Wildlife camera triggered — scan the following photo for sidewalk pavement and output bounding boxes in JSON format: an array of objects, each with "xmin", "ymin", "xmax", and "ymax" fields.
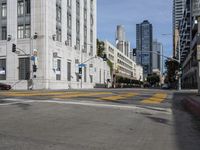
[{"xmin": 183, "ymin": 93, "xmax": 200, "ymax": 117}]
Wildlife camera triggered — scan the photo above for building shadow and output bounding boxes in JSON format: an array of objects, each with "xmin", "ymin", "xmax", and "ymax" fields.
[{"xmin": 172, "ymin": 92, "xmax": 200, "ymax": 150}]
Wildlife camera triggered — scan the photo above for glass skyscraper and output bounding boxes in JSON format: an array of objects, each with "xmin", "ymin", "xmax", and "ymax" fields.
[{"xmin": 136, "ymin": 20, "xmax": 153, "ymax": 79}]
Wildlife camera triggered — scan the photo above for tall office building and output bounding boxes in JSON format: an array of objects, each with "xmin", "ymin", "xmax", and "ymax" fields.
[
  {"xmin": 116, "ymin": 25, "xmax": 130, "ymax": 57},
  {"xmin": 136, "ymin": 20, "xmax": 153, "ymax": 79},
  {"xmin": 0, "ymin": 0, "xmax": 111, "ymax": 90},
  {"xmin": 173, "ymin": 0, "xmax": 186, "ymax": 57},
  {"xmin": 152, "ymin": 40, "xmax": 162, "ymax": 73}
]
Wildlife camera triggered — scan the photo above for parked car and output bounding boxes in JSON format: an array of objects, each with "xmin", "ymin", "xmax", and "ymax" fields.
[
  {"xmin": 0, "ymin": 83, "xmax": 11, "ymax": 90},
  {"xmin": 161, "ymin": 84, "xmax": 170, "ymax": 89}
]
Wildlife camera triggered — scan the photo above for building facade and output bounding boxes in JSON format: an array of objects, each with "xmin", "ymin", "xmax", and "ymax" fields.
[
  {"xmin": 104, "ymin": 40, "xmax": 143, "ymax": 82},
  {"xmin": 136, "ymin": 20, "xmax": 153, "ymax": 79},
  {"xmin": 180, "ymin": 0, "xmax": 198, "ymax": 89},
  {"xmin": 0, "ymin": 0, "xmax": 111, "ymax": 90},
  {"xmin": 173, "ymin": 0, "xmax": 186, "ymax": 57}
]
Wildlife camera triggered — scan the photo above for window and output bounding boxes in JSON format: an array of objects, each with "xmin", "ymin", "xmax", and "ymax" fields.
[
  {"xmin": 67, "ymin": 62, "xmax": 71, "ymax": 81},
  {"xmin": 67, "ymin": 0, "xmax": 71, "ymax": 8},
  {"xmin": 56, "ymin": 5, "xmax": 61, "ymax": 23},
  {"xmin": 90, "ymin": 29, "xmax": 93, "ymax": 43},
  {"xmin": 18, "ymin": 25, "xmax": 24, "ymax": 39},
  {"xmin": 76, "ymin": 20, "xmax": 80, "ymax": 34},
  {"xmin": 56, "ymin": 28, "xmax": 62, "ymax": 42},
  {"xmin": 18, "ymin": 1, "xmax": 24, "ymax": 16},
  {"xmin": 67, "ymin": 33, "xmax": 72, "ymax": 46},
  {"xmin": 19, "ymin": 58, "xmax": 30, "ymax": 80},
  {"xmin": 76, "ymin": 0, "xmax": 80, "ymax": 16},
  {"xmin": 56, "ymin": 59, "xmax": 61, "ymax": 80},
  {"xmin": 90, "ymin": 14, "xmax": 94, "ymax": 26},
  {"xmin": 25, "ymin": 25, "xmax": 30, "ymax": 38},
  {"xmin": 25, "ymin": 0, "xmax": 30, "ymax": 14},
  {"xmin": 2, "ymin": 27, "xmax": 7, "ymax": 40},
  {"xmin": 84, "ymin": 26, "xmax": 87, "ymax": 38},
  {"xmin": 0, "ymin": 59, "xmax": 6, "ymax": 80},
  {"xmin": 1, "ymin": 3, "xmax": 7, "ymax": 18},
  {"xmin": 76, "ymin": 38, "xmax": 80, "ymax": 50},
  {"xmin": 67, "ymin": 12, "xmax": 72, "ymax": 28}
]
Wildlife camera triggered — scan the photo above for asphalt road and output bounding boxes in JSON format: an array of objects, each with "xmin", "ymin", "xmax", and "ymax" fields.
[{"xmin": 0, "ymin": 89, "xmax": 200, "ymax": 150}]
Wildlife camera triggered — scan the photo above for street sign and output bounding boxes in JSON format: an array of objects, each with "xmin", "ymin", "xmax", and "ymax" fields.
[
  {"xmin": 0, "ymin": 70, "xmax": 5, "ymax": 75},
  {"xmin": 78, "ymin": 63, "xmax": 86, "ymax": 67},
  {"xmin": 192, "ymin": 0, "xmax": 200, "ymax": 17}
]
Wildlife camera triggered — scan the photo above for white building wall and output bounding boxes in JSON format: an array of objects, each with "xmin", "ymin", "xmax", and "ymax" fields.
[
  {"xmin": 104, "ymin": 41, "xmax": 141, "ymax": 79},
  {"xmin": 0, "ymin": 0, "xmax": 110, "ymax": 90}
]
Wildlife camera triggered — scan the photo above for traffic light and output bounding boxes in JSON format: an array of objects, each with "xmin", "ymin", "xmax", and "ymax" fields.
[
  {"xmin": 33, "ymin": 64, "xmax": 37, "ymax": 72},
  {"xmin": 133, "ymin": 49, "xmax": 137, "ymax": 56},
  {"xmin": 79, "ymin": 67, "xmax": 82, "ymax": 74},
  {"xmin": 12, "ymin": 44, "xmax": 16, "ymax": 53}
]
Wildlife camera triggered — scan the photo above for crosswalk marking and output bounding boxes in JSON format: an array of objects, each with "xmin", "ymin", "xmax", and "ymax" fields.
[
  {"xmin": 0, "ymin": 91, "xmax": 168, "ymax": 104},
  {"xmin": 100, "ymin": 92, "xmax": 138, "ymax": 101},
  {"xmin": 141, "ymin": 93, "xmax": 167, "ymax": 104}
]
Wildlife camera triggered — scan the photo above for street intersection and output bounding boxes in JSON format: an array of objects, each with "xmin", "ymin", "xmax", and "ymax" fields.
[{"xmin": 0, "ymin": 89, "xmax": 200, "ymax": 150}]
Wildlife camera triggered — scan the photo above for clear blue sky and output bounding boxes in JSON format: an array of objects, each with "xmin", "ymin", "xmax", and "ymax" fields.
[{"xmin": 97, "ymin": 0, "xmax": 173, "ymax": 57}]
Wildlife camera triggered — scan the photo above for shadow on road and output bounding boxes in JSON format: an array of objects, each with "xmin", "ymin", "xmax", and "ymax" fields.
[{"xmin": 172, "ymin": 92, "xmax": 200, "ymax": 150}]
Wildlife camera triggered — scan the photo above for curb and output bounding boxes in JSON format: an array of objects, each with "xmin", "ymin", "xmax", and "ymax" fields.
[{"xmin": 183, "ymin": 97, "xmax": 200, "ymax": 117}]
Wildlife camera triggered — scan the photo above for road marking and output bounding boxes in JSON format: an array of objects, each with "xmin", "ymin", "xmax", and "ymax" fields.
[
  {"xmin": 52, "ymin": 92, "xmax": 113, "ymax": 99},
  {"xmin": 141, "ymin": 93, "xmax": 167, "ymax": 104},
  {"xmin": 1, "ymin": 98, "xmax": 172, "ymax": 114},
  {"xmin": 100, "ymin": 92, "xmax": 138, "ymax": 101},
  {"xmin": 0, "ymin": 91, "xmax": 113, "ymax": 98}
]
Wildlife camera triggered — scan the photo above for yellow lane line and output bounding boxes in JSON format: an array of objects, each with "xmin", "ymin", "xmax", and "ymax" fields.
[
  {"xmin": 0, "ymin": 92, "xmax": 83, "ymax": 97},
  {"xmin": 0, "ymin": 92, "xmax": 112, "ymax": 97},
  {"xmin": 100, "ymin": 93, "xmax": 138, "ymax": 101},
  {"xmin": 53, "ymin": 92, "xmax": 113, "ymax": 99},
  {"xmin": 141, "ymin": 93, "xmax": 167, "ymax": 104}
]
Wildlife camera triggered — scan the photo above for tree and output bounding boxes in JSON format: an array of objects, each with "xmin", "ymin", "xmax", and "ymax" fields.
[
  {"xmin": 165, "ymin": 59, "xmax": 179, "ymax": 87},
  {"xmin": 96, "ymin": 39, "xmax": 105, "ymax": 57},
  {"xmin": 97, "ymin": 39, "xmax": 113, "ymax": 74},
  {"xmin": 147, "ymin": 74, "xmax": 160, "ymax": 86}
]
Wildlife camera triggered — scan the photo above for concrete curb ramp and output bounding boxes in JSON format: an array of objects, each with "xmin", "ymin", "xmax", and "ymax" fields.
[{"xmin": 183, "ymin": 96, "xmax": 200, "ymax": 117}]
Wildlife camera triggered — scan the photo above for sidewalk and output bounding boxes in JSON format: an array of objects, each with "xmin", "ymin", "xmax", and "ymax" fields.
[{"xmin": 183, "ymin": 93, "xmax": 200, "ymax": 117}]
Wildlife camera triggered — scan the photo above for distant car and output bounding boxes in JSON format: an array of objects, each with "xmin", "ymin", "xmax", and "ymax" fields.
[
  {"xmin": 0, "ymin": 83, "xmax": 11, "ymax": 90},
  {"xmin": 161, "ymin": 84, "xmax": 170, "ymax": 89}
]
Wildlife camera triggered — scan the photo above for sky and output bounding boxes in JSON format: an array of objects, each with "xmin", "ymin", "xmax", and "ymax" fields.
[{"xmin": 97, "ymin": 0, "xmax": 173, "ymax": 57}]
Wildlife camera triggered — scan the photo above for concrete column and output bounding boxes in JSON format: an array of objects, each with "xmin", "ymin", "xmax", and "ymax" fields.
[
  {"xmin": 197, "ymin": 17, "xmax": 200, "ymax": 95},
  {"xmin": 198, "ymin": 61, "xmax": 200, "ymax": 95}
]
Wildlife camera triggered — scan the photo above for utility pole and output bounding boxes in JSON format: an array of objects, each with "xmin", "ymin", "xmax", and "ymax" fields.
[{"xmin": 178, "ymin": 35, "xmax": 181, "ymax": 91}]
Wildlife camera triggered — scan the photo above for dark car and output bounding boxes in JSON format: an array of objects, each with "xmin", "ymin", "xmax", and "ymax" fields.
[
  {"xmin": 0, "ymin": 83, "xmax": 11, "ymax": 90},
  {"xmin": 161, "ymin": 84, "xmax": 170, "ymax": 89}
]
